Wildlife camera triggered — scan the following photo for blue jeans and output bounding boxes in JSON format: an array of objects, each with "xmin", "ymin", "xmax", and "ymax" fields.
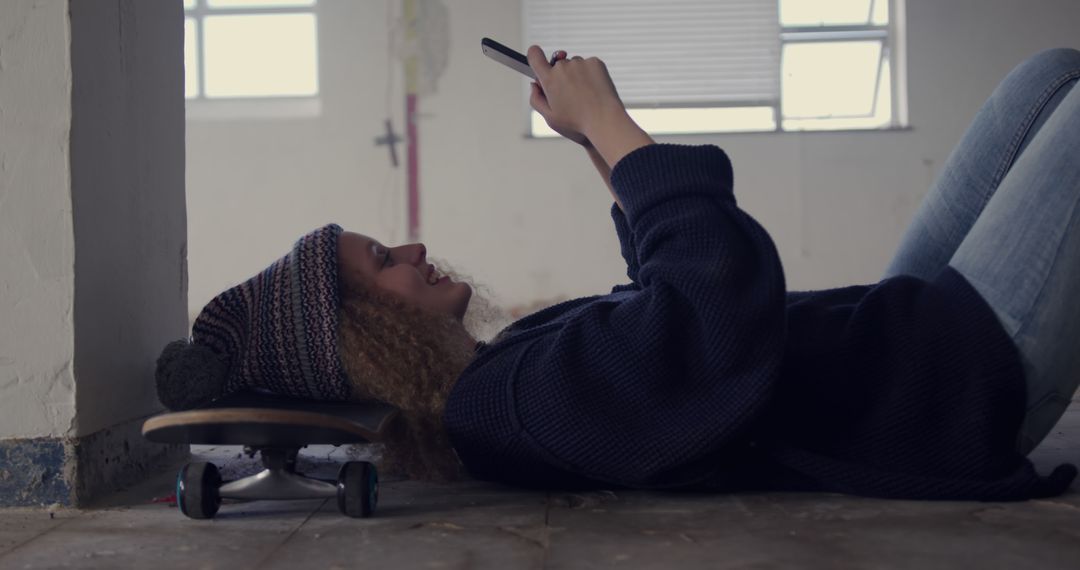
[{"xmin": 883, "ymin": 48, "xmax": 1080, "ymax": 456}]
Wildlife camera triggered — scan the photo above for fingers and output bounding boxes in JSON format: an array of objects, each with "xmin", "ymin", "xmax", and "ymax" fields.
[
  {"xmin": 529, "ymin": 82, "xmax": 552, "ymax": 115},
  {"xmin": 526, "ymin": 45, "xmax": 552, "ymax": 83},
  {"xmin": 553, "ymin": 53, "xmax": 584, "ymax": 67}
]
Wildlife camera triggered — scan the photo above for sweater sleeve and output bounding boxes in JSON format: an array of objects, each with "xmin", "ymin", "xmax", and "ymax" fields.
[
  {"xmin": 610, "ymin": 202, "xmax": 641, "ymax": 287},
  {"xmin": 454, "ymin": 144, "xmax": 788, "ymax": 489}
]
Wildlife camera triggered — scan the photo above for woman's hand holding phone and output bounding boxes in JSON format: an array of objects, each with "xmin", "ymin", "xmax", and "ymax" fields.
[
  {"xmin": 526, "ymin": 45, "xmax": 653, "ymax": 169},
  {"xmin": 528, "ymin": 49, "xmax": 593, "ymax": 147}
]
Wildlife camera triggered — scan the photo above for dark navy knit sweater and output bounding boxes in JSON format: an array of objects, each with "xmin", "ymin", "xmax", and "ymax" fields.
[{"xmin": 443, "ymin": 143, "xmax": 1076, "ymax": 500}]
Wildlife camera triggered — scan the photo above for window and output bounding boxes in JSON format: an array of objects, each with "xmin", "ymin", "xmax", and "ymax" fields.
[
  {"xmin": 525, "ymin": 0, "xmax": 906, "ymax": 135},
  {"xmin": 184, "ymin": 0, "xmax": 319, "ymax": 100}
]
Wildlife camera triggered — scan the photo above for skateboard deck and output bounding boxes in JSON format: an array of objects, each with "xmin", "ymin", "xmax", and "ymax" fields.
[{"xmin": 142, "ymin": 391, "xmax": 399, "ymax": 447}]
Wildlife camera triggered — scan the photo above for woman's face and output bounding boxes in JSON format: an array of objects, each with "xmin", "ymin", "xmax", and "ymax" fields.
[{"xmin": 337, "ymin": 231, "xmax": 472, "ymax": 321}]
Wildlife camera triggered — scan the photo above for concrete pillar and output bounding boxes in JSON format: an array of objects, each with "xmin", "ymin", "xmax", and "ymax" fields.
[{"xmin": 0, "ymin": 0, "xmax": 188, "ymax": 507}]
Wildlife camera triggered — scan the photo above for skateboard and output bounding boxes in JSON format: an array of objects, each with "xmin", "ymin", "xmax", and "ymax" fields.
[{"xmin": 142, "ymin": 391, "xmax": 399, "ymax": 520}]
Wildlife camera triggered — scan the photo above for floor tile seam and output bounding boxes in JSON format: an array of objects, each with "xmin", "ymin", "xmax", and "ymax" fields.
[
  {"xmin": 0, "ymin": 515, "xmax": 79, "ymax": 561},
  {"xmin": 248, "ymin": 498, "xmax": 328, "ymax": 569}
]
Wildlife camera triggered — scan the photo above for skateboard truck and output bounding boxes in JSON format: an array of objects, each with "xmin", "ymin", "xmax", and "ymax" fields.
[
  {"xmin": 220, "ymin": 447, "xmax": 336, "ymax": 501},
  {"xmin": 143, "ymin": 392, "xmax": 396, "ymax": 520},
  {"xmin": 175, "ymin": 446, "xmax": 377, "ymax": 520}
]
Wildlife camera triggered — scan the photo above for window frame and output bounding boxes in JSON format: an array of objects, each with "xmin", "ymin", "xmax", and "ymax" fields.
[
  {"xmin": 184, "ymin": 0, "xmax": 321, "ymax": 114},
  {"xmin": 527, "ymin": 0, "xmax": 908, "ymax": 137}
]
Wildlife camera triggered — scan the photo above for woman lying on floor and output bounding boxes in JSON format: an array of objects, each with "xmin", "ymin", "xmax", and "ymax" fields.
[{"xmin": 158, "ymin": 46, "xmax": 1080, "ymax": 500}]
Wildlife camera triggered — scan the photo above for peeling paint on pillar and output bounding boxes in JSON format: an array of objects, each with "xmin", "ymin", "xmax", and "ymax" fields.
[
  {"xmin": 0, "ymin": 414, "xmax": 188, "ymax": 507},
  {"xmin": 0, "ymin": 439, "xmax": 70, "ymax": 506}
]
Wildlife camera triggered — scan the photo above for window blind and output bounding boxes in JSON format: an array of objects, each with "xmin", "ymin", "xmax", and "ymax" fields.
[{"xmin": 524, "ymin": 0, "xmax": 780, "ymax": 107}]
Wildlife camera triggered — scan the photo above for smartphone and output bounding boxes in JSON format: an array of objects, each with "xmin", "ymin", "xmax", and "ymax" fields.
[{"xmin": 481, "ymin": 37, "xmax": 536, "ymax": 80}]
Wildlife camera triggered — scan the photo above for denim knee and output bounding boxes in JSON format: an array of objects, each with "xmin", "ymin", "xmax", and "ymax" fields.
[
  {"xmin": 1004, "ymin": 48, "xmax": 1080, "ymax": 96},
  {"xmin": 1024, "ymin": 47, "xmax": 1080, "ymax": 73},
  {"xmin": 983, "ymin": 49, "xmax": 1080, "ymax": 180}
]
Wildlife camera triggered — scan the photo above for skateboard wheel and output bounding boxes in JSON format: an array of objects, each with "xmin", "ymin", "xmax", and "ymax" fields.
[
  {"xmin": 337, "ymin": 461, "xmax": 377, "ymax": 518},
  {"xmin": 177, "ymin": 462, "xmax": 222, "ymax": 519}
]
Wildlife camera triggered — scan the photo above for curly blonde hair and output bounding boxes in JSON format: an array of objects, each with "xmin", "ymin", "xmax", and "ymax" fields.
[{"xmin": 337, "ymin": 256, "xmax": 512, "ymax": 481}]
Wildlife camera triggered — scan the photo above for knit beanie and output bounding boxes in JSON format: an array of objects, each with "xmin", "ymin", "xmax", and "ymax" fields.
[{"xmin": 155, "ymin": 224, "xmax": 351, "ymax": 410}]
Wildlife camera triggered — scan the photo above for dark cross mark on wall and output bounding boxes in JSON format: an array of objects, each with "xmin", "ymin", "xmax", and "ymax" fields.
[{"xmin": 375, "ymin": 119, "xmax": 402, "ymax": 168}]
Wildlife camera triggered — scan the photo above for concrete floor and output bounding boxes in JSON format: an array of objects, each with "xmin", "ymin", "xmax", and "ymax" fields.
[{"xmin": 2, "ymin": 406, "xmax": 1078, "ymax": 570}]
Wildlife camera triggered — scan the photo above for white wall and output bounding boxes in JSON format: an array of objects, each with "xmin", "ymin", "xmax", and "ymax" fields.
[
  {"xmin": 0, "ymin": 0, "xmax": 186, "ymax": 441},
  {"xmin": 187, "ymin": 0, "xmax": 1080, "ymax": 318},
  {"xmin": 0, "ymin": 0, "xmax": 76, "ymax": 438},
  {"xmin": 70, "ymin": 0, "xmax": 188, "ymax": 436}
]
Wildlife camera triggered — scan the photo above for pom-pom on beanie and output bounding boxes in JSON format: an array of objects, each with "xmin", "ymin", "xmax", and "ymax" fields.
[{"xmin": 155, "ymin": 224, "xmax": 350, "ymax": 410}]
